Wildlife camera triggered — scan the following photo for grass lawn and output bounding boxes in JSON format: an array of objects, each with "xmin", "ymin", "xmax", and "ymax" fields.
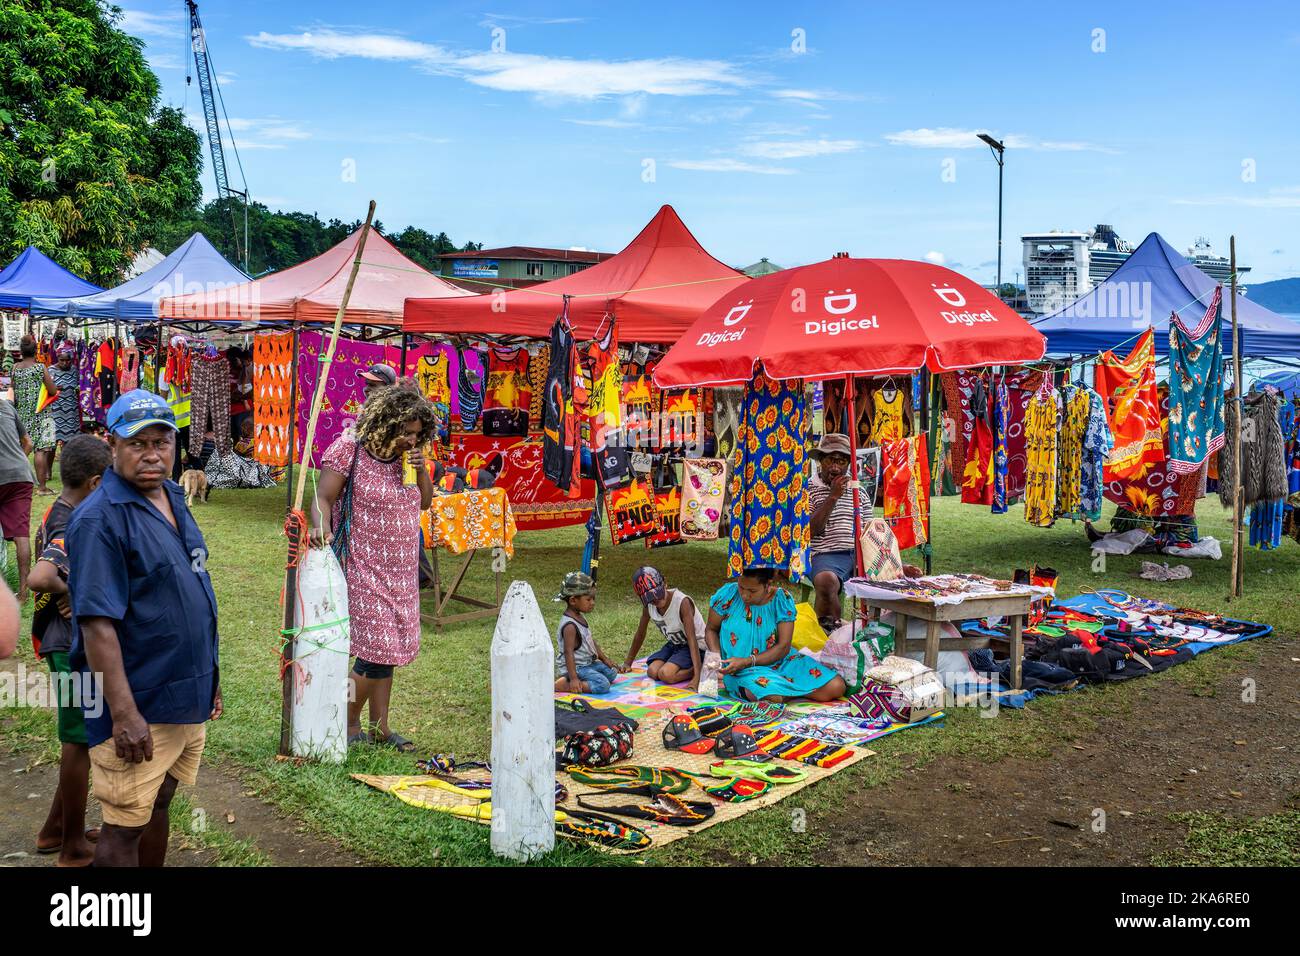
[{"xmin": 3, "ymin": 475, "xmax": 1297, "ymax": 866}]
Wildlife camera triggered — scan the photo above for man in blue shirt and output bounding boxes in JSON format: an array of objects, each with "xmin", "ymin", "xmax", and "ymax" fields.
[{"xmin": 68, "ymin": 389, "xmax": 221, "ymax": 867}]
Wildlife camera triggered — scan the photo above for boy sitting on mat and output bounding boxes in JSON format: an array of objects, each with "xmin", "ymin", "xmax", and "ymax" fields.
[
  {"xmin": 554, "ymin": 572, "xmax": 625, "ymax": 694},
  {"xmin": 624, "ymin": 566, "xmax": 707, "ymax": 690}
]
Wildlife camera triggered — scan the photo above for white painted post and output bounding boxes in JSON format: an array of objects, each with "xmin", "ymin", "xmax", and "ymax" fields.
[{"xmin": 489, "ymin": 581, "xmax": 556, "ymax": 861}]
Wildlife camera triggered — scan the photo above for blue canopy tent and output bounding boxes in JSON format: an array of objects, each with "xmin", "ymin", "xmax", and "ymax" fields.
[
  {"xmin": 0, "ymin": 246, "xmax": 102, "ymax": 310},
  {"xmin": 29, "ymin": 232, "xmax": 247, "ymax": 322},
  {"xmin": 1033, "ymin": 232, "xmax": 1300, "ymax": 359}
]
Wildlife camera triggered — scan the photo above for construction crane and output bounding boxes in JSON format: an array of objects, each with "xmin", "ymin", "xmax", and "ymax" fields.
[{"xmin": 186, "ymin": 0, "xmax": 249, "ymax": 270}]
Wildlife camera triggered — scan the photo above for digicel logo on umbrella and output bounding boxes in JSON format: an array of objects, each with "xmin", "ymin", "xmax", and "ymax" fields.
[
  {"xmin": 804, "ymin": 289, "xmax": 880, "ymax": 336},
  {"xmin": 931, "ymin": 284, "xmax": 1000, "ymax": 326},
  {"xmin": 696, "ymin": 299, "xmax": 753, "ymax": 347}
]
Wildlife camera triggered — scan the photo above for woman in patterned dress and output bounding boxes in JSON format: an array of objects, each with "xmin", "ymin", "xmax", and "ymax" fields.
[
  {"xmin": 706, "ymin": 567, "xmax": 845, "ymax": 703},
  {"xmin": 11, "ymin": 335, "xmax": 58, "ymax": 495},
  {"xmin": 310, "ymin": 385, "xmax": 435, "ymax": 750},
  {"xmin": 49, "ymin": 345, "xmax": 82, "ymax": 448}
]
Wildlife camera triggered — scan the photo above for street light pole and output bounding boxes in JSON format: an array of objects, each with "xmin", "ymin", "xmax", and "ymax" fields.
[{"xmin": 977, "ymin": 133, "xmax": 1006, "ymax": 295}]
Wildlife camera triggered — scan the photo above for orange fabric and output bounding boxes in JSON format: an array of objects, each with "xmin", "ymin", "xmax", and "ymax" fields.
[
  {"xmin": 253, "ymin": 332, "xmax": 293, "ymax": 466},
  {"xmin": 1096, "ymin": 328, "xmax": 1165, "ymax": 483},
  {"xmin": 421, "ymin": 487, "xmax": 517, "ymax": 557},
  {"xmin": 883, "ymin": 435, "xmax": 930, "ymax": 551}
]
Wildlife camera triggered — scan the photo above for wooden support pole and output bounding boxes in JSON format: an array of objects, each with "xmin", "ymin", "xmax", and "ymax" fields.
[
  {"xmin": 1229, "ymin": 236, "xmax": 1244, "ymax": 599},
  {"xmin": 279, "ymin": 202, "xmax": 376, "ymax": 757}
]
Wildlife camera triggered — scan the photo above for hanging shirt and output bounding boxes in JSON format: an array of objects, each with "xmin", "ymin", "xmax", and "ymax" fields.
[
  {"xmin": 870, "ymin": 388, "xmax": 906, "ymax": 444},
  {"xmin": 484, "ymin": 348, "xmax": 531, "ymax": 412},
  {"xmin": 585, "ymin": 317, "xmax": 621, "ymax": 455},
  {"xmin": 1023, "ymin": 384, "xmax": 1059, "ymax": 527},
  {"xmin": 542, "ymin": 318, "xmax": 581, "ymax": 492},
  {"xmin": 416, "ymin": 352, "xmax": 454, "ymax": 407}
]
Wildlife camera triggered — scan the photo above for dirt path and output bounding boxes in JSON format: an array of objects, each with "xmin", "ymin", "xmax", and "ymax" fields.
[
  {"xmin": 0, "ymin": 747, "xmax": 360, "ymax": 868},
  {"xmin": 814, "ymin": 632, "xmax": 1300, "ymax": 866}
]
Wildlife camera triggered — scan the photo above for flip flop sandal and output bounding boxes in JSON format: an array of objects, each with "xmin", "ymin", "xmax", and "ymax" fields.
[
  {"xmin": 709, "ymin": 759, "xmax": 808, "ymax": 784},
  {"xmin": 378, "ymin": 732, "xmax": 417, "ymax": 753},
  {"xmin": 347, "ymin": 731, "xmax": 370, "ymax": 747},
  {"xmin": 566, "ymin": 765, "xmax": 692, "ymax": 794},
  {"xmin": 36, "ymin": 826, "xmax": 102, "ymax": 855},
  {"xmin": 576, "ymin": 792, "xmax": 715, "ymax": 826}
]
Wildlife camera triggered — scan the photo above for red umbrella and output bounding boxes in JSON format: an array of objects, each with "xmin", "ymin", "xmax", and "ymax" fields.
[
  {"xmin": 652, "ymin": 256, "xmax": 1045, "ymax": 388},
  {"xmin": 654, "ymin": 256, "xmax": 1046, "ymax": 582}
]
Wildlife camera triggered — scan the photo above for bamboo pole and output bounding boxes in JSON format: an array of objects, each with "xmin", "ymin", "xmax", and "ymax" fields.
[
  {"xmin": 1229, "ymin": 236, "xmax": 1244, "ymax": 599},
  {"xmin": 279, "ymin": 201, "xmax": 376, "ymax": 757}
]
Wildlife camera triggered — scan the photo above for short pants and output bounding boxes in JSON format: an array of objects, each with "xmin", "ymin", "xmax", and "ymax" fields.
[
  {"xmin": 46, "ymin": 651, "xmax": 87, "ymax": 746},
  {"xmin": 810, "ymin": 549, "xmax": 855, "ymax": 584},
  {"xmin": 352, "ymin": 657, "xmax": 396, "ymax": 680},
  {"xmin": 0, "ymin": 481, "xmax": 33, "ymax": 540},
  {"xmin": 646, "ymin": 641, "xmax": 699, "ymax": 672},
  {"xmin": 574, "ymin": 661, "xmax": 618, "ymax": 695},
  {"xmin": 90, "ymin": 723, "xmax": 206, "ymax": 828}
]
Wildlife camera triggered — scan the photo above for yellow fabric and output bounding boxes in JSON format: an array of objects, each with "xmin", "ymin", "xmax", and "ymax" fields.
[
  {"xmin": 791, "ymin": 602, "xmax": 829, "ymax": 652},
  {"xmin": 416, "ymin": 353, "xmax": 453, "ymax": 406},
  {"xmin": 168, "ymin": 384, "xmax": 192, "ymax": 429},
  {"xmin": 421, "ymin": 487, "xmax": 518, "ymax": 557},
  {"xmin": 870, "ymin": 389, "xmax": 906, "ymax": 444}
]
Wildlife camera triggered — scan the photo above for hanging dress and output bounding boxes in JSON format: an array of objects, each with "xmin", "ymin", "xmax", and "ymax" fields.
[
  {"xmin": 870, "ymin": 387, "xmax": 906, "ymax": 444},
  {"xmin": 585, "ymin": 316, "xmax": 622, "ymax": 456},
  {"xmin": 882, "ymin": 435, "xmax": 929, "ymax": 550},
  {"xmin": 456, "ymin": 346, "xmax": 485, "ymax": 431},
  {"xmin": 1167, "ymin": 287, "xmax": 1226, "ymax": 475},
  {"xmin": 49, "ymin": 364, "xmax": 81, "ymax": 443},
  {"xmin": 252, "ymin": 332, "xmax": 293, "ymax": 467},
  {"xmin": 727, "ymin": 371, "xmax": 810, "ymax": 578},
  {"xmin": 1096, "ymin": 328, "xmax": 1164, "ymax": 483},
  {"xmin": 1023, "ymin": 382, "xmax": 1059, "ymax": 527},
  {"xmin": 542, "ymin": 316, "xmax": 581, "ymax": 493},
  {"xmin": 12, "ymin": 363, "xmax": 55, "ymax": 450},
  {"xmin": 1055, "ymin": 383, "xmax": 1090, "ymax": 519}
]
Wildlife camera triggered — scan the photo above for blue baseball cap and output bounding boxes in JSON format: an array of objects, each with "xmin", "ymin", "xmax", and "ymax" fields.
[{"xmin": 106, "ymin": 389, "xmax": 179, "ymax": 438}]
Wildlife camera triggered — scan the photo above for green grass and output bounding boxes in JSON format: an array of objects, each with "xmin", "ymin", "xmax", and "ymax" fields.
[
  {"xmin": 167, "ymin": 793, "xmax": 272, "ymax": 867},
  {"xmin": 1154, "ymin": 799, "xmax": 1300, "ymax": 866},
  {"xmin": 3, "ymin": 476, "xmax": 1297, "ymax": 865}
]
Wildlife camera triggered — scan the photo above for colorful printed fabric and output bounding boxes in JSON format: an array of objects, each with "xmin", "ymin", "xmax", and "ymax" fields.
[
  {"xmin": 49, "ymin": 365, "xmax": 81, "ymax": 443},
  {"xmin": 457, "ymin": 346, "xmax": 485, "ymax": 430},
  {"xmin": 1097, "ymin": 328, "xmax": 1165, "ymax": 483},
  {"xmin": 1023, "ymin": 383, "xmax": 1059, "ymax": 527},
  {"xmin": 941, "ymin": 372, "xmax": 967, "ymax": 492},
  {"xmin": 1055, "ymin": 384, "xmax": 1089, "ymax": 519},
  {"xmin": 322, "ymin": 432, "xmax": 422, "ymax": 666},
  {"xmin": 881, "ymin": 435, "xmax": 929, "ymax": 551},
  {"xmin": 647, "ymin": 486, "xmax": 685, "ymax": 549},
  {"xmin": 483, "ymin": 347, "xmax": 531, "ymax": 412},
  {"xmin": 681, "ymin": 458, "xmax": 727, "ymax": 541},
  {"xmin": 727, "ymin": 372, "xmax": 810, "ymax": 577},
  {"xmin": 77, "ymin": 343, "xmax": 103, "ymax": 424},
  {"xmin": 542, "ymin": 317, "xmax": 584, "ymax": 493},
  {"xmin": 606, "ymin": 479, "xmax": 660, "ymax": 545},
  {"xmin": 858, "ymin": 517, "xmax": 903, "ymax": 580},
  {"xmin": 585, "ymin": 317, "xmax": 621, "ymax": 456},
  {"xmin": 961, "ymin": 374, "xmax": 993, "ymax": 506},
  {"xmin": 253, "ymin": 332, "xmax": 293, "ymax": 467},
  {"xmin": 622, "ymin": 359, "xmax": 660, "ymax": 450},
  {"xmin": 870, "ymin": 387, "xmax": 906, "ymax": 444},
  {"xmin": 1167, "ymin": 288, "xmax": 1225, "ymax": 475},
  {"xmin": 421, "ymin": 487, "xmax": 517, "ymax": 558},
  {"xmin": 1079, "ymin": 388, "xmax": 1113, "ymax": 521},
  {"xmin": 295, "ymin": 331, "xmax": 391, "ymax": 468},
  {"xmin": 709, "ymin": 583, "xmax": 836, "ymax": 700},
  {"xmin": 1105, "ymin": 386, "xmax": 1193, "ymax": 519},
  {"xmin": 12, "ymin": 363, "xmax": 55, "ymax": 449},
  {"xmin": 527, "ymin": 346, "xmax": 549, "ymax": 427},
  {"xmin": 991, "ymin": 377, "xmax": 1009, "ymax": 514}
]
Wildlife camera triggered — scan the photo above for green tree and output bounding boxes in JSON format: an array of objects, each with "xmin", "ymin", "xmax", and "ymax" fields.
[{"xmin": 0, "ymin": 1, "xmax": 203, "ymax": 283}]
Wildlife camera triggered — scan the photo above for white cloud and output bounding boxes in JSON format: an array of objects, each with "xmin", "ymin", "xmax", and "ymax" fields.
[
  {"xmin": 119, "ymin": 8, "xmax": 183, "ymax": 39},
  {"xmin": 688, "ymin": 105, "xmax": 755, "ymax": 124},
  {"xmin": 885, "ymin": 127, "xmax": 1115, "ymax": 153},
  {"xmin": 1172, "ymin": 190, "xmax": 1300, "ymax": 209},
  {"xmin": 668, "ymin": 158, "xmax": 794, "ymax": 175},
  {"xmin": 478, "ymin": 14, "xmax": 588, "ymax": 26},
  {"xmin": 217, "ymin": 72, "xmax": 237, "ymax": 86},
  {"xmin": 740, "ymin": 138, "xmax": 862, "ymax": 159},
  {"xmin": 565, "ymin": 118, "xmax": 641, "ymax": 128},
  {"xmin": 924, "ymin": 251, "xmax": 946, "ymax": 265},
  {"xmin": 148, "ymin": 52, "xmax": 182, "ymax": 71},
  {"xmin": 187, "ymin": 113, "xmax": 311, "ymax": 150},
  {"xmin": 247, "ymin": 30, "xmax": 753, "ymax": 100}
]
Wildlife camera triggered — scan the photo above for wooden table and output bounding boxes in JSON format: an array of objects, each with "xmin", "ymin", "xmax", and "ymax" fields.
[
  {"xmin": 421, "ymin": 548, "xmax": 504, "ymax": 629},
  {"xmin": 859, "ymin": 592, "xmax": 1031, "ymax": 690}
]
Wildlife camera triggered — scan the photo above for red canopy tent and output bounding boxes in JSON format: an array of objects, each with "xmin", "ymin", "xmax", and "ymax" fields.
[
  {"xmin": 402, "ymin": 205, "xmax": 749, "ymax": 343},
  {"xmin": 159, "ymin": 228, "xmax": 470, "ymax": 326}
]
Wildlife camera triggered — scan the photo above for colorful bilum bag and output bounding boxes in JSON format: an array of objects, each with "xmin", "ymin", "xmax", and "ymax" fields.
[
  {"xmin": 606, "ymin": 479, "xmax": 661, "ymax": 544},
  {"xmin": 858, "ymin": 517, "xmax": 904, "ymax": 581},
  {"xmin": 680, "ymin": 458, "xmax": 726, "ymax": 540},
  {"xmin": 559, "ymin": 724, "xmax": 635, "ymax": 768},
  {"xmin": 846, "ymin": 677, "xmax": 912, "ymax": 723}
]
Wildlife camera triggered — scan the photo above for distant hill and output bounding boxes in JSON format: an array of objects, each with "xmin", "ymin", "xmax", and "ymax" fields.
[{"xmin": 1247, "ymin": 277, "xmax": 1300, "ymax": 313}]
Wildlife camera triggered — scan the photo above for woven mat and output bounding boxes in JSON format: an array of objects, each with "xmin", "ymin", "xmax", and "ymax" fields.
[
  {"xmin": 353, "ymin": 710, "xmax": 876, "ymax": 854},
  {"xmin": 555, "ymin": 659, "xmax": 843, "ymax": 720}
]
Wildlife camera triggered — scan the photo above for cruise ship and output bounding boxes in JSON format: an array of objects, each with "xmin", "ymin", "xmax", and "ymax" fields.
[{"xmin": 1021, "ymin": 225, "xmax": 1249, "ymax": 314}]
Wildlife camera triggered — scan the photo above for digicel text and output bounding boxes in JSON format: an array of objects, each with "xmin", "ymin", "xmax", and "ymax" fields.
[
  {"xmin": 805, "ymin": 315, "xmax": 879, "ymax": 336},
  {"xmin": 697, "ymin": 328, "xmax": 747, "ymax": 347},
  {"xmin": 941, "ymin": 309, "xmax": 998, "ymax": 326}
]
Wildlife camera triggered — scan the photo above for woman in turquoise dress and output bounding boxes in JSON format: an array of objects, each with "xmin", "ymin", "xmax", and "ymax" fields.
[{"xmin": 706, "ymin": 568, "xmax": 846, "ymax": 703}]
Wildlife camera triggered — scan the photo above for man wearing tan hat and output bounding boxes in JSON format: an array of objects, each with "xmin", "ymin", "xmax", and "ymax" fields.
[{"xmin": 808, "ymin": 432, "xmax": 868, "ymax": 629}]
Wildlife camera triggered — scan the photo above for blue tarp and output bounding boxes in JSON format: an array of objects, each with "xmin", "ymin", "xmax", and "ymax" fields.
[
  {"xmin": 1033, "ymin": 232, "xmax": 1300, "ymax": 359},
  {"xmin": 29, "ymin": 233, "xmax": 247, "ymax": 321},
  {"xmin": 0, "ymin": 246, "xmax": 102, "ymax": 310}
]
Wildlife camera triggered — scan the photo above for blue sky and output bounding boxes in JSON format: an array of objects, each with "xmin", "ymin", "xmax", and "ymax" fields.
[{"xmin": 121, "ymin": 1, "xmax": 1300, "ymax": 283}]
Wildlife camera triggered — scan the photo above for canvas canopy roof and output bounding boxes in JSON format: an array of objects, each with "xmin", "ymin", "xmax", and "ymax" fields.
[
  {"xmin": 158, "ymin": 227, "xmax": 469, "ymax": 327},
  {"xmin": 1034, "ymin": 232, "xmax": 1300, "ymax": 358},
  {"xmin": 30, "ymin": 233, "xmax": 247, "ymax": 321},
  {"xmin": 0, "ymin": 246, "xmax": 102, "ymax": 310},
  {"xmin": 403, "ymin": 205, "xmax": 749, "ymax": 343}
]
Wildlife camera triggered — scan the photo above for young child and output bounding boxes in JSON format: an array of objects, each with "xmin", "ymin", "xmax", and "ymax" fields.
[
  {"xmin": 30, "ymin": 434, "xmax": 113, "ymax": 867},
  {"xmin": 624, "ymin": 566, "xmax": 707, "ymax": 689},
  {"xmin": 553, "ymin": 571, "xmax": 624, "ymax": 694}
]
